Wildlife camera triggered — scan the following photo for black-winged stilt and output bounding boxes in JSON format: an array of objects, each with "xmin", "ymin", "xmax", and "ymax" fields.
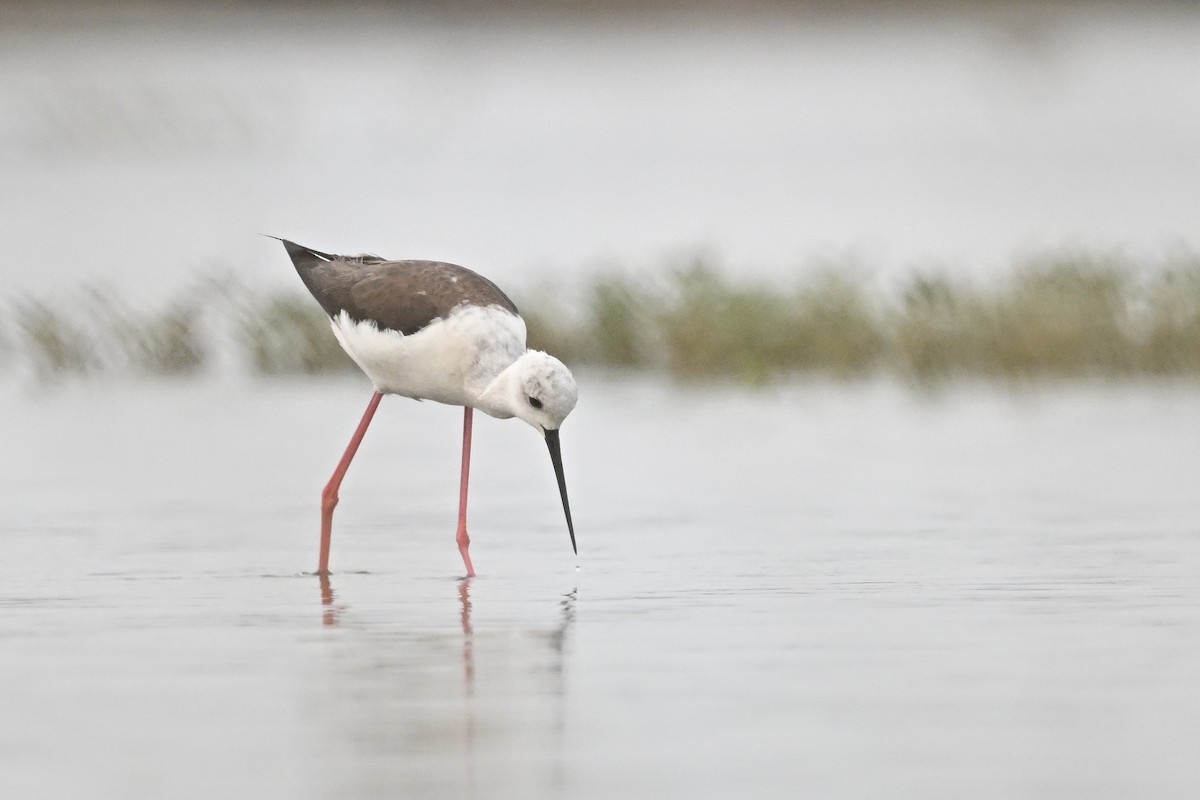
[{"xmin": 277, "ymin": 239, "xmax": 578, "ymax": 577}]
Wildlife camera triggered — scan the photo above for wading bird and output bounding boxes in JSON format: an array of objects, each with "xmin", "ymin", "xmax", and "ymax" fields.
[{"xmin": 278, "ymin": 239, "xmax": 578, "ymax": 577}]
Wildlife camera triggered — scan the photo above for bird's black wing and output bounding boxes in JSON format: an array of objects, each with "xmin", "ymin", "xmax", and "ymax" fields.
[{"xmin": 280, "ymin": 239, "xmax": 518, "ymax": 335}]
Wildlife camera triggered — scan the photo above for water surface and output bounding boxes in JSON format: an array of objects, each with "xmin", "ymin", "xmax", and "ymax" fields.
[{"xmin": 1, "ymin": 377, "xmax": 1198, "ymax": 798}]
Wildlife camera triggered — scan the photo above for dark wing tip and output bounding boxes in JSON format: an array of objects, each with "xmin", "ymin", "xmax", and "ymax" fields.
[{"xmin": 268, "ymin": 236, "xmax": 337, "ymax": 267}]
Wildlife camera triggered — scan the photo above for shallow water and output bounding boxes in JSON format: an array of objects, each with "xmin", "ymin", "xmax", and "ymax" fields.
[{"xmin": 1, "ymin": 376, "xmax": 1198, "ymax": 798}]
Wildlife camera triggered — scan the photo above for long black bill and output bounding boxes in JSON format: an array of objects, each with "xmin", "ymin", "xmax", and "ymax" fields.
[{"xmin": 544, "ymin": 429, "xmax": 577, "ymax": 555}]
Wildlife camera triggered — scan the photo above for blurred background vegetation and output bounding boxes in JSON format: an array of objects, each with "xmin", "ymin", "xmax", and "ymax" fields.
[
  {"xmin": 3, "ymin": 1, "xmax": 1197, "ymax": 389},
  {"xmin": 5, "ymin": 251, "xmax": 1198, "ymax": 385}
]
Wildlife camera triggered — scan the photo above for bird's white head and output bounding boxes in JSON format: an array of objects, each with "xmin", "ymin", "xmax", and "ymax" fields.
[
  {"xmin": 488, "ymin": 349, "xmax": 579, "ymax": 555},
  {"xmin": 508, "ymin": 350, "xmax": 579, "ymax": 432}
]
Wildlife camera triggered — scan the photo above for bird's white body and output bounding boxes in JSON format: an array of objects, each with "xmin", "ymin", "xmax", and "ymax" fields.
[
  {"xmin": 331, "ymin": 306, "xmax": 577, "ymax": 431},
  {"xmin": 332, "ymin": 305, "xmax": 526, "ymax": 408}
]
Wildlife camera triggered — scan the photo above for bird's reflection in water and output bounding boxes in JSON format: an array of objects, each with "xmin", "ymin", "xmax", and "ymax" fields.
[
  {"xmin": 459, "ymin": 577, "xmax": 475, "ymax": 692},
  {"xmin": 312, "ymin": 573, "xmax": 578, "ymax": 798},
  {"xmin": 318, "ymin": 573, "xmax": 343, "ymax": 627},
  {"xmin": 551, "ymin": 587, "xmax": 577, "ymax": 657}
]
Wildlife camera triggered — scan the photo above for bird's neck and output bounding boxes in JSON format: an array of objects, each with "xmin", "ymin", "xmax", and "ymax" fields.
[{"xmin": 468, "ymin": 351, "xmax": 526, "ymax": 419}]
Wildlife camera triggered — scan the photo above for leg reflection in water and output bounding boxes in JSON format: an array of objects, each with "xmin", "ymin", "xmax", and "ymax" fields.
[
  {"xmin": 459, "ymin": 576, "xmax": 475, "ymax": 693},
  {"xmin": 318, "ymin": 573, "xmax": 344, "ymax": 627},
  {"xmin": 310, "ymin": 573, "xmax": 580, "ymax": 797}
]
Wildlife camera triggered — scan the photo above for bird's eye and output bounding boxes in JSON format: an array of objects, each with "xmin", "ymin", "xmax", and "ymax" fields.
[{"xmin": 528, "ymin": 396, "xmax": 543, "ymax": 409}]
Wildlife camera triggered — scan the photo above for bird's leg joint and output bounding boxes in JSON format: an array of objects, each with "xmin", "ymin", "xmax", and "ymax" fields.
[{"xmin": 321, "ymin": 483, "xmax": 340, "ymax": 514}]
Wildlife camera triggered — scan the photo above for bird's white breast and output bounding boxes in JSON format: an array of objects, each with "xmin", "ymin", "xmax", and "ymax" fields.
[{"xmin": 330, "ymin": 305, "xmax": 527, "ymax": 406}]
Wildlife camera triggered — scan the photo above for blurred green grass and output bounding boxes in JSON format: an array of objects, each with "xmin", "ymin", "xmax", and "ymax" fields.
[{"xmin": 4, "ymin": 252, "xmax": 1199, "ymax": 384}]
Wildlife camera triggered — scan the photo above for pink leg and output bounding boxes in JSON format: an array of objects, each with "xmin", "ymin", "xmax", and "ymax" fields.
[
  {"xmin": 318, "ymin": 391, "xmax": 383, "ymax": 575},
  {"xmin": 456, "ymin": 406, "xmax": 476, "ymax": 577}
]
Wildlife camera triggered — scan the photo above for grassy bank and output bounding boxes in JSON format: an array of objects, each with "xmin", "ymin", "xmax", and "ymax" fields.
[{"xmin": 4, "ymin": 252, "xmax": 1199, "ymax": 384}]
